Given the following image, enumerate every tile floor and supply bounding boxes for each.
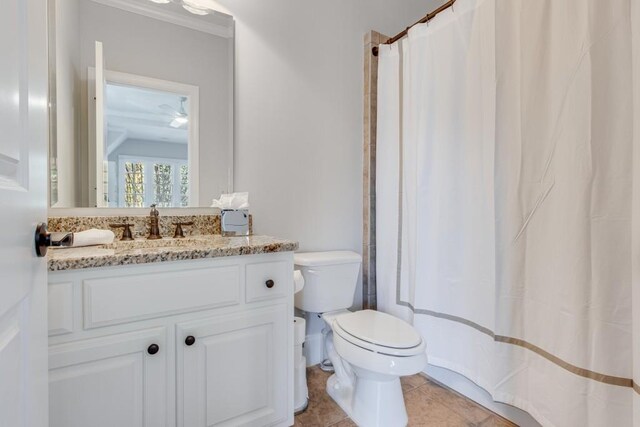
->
[294,366,518,427]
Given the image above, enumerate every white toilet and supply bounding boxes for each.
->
[294,251,427,427]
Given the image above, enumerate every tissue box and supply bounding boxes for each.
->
[220,209,250,237]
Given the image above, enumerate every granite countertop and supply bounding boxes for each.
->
[48,235,299,272]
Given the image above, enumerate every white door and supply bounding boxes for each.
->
[48,328,168,427]
[0,0,49,426]
[177,306,289,427]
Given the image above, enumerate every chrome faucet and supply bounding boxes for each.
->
[147,204,162,240]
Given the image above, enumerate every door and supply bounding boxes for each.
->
[177,306,289,427]
[48,328,168,427]
[0,0,49,426]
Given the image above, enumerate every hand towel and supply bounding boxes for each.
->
[71,229,115,247]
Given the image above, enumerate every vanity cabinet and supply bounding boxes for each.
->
[49,328,168,427]
[48,253,294,427]
[177,305,288,427]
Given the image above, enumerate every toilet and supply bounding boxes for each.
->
[294,251,427,427]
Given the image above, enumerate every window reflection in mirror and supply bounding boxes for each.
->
[100,81,196,208]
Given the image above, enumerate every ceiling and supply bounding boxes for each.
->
[105,83,189,151]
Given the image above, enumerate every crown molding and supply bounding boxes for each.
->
[88,0,234,38]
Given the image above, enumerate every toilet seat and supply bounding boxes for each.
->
[332,310,426,357]
[332,323,428,377]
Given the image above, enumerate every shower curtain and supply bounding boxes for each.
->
[376,0,640,425]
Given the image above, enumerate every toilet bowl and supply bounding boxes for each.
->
[294,251,427,427]
[322,310,427,427]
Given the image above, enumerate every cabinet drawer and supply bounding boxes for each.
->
[84,266,241,328]
[245,261,289,303]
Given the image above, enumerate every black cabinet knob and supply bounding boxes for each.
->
[147,344,159,355]
[185,336,196,346]
[265,279,275,289]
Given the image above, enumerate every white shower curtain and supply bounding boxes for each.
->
[376,0,640,425]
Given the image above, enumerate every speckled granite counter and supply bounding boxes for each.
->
[48,235,299,272]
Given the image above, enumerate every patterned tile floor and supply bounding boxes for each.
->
[294,366,518,427]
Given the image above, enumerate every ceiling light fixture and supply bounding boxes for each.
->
[181,0,209,15]
[147,0,217,15]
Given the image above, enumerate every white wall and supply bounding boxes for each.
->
[211,0,438,308]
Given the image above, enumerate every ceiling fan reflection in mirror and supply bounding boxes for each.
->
[148,0,218,15]
[160,96,189,129]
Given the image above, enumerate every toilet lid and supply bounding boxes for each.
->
[294,251,362,267]
[335,310,422,349]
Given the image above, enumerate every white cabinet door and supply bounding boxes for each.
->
[49,328,168,427]
[177,305,289,427]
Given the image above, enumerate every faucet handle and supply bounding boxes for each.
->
[109,223,134,241]
[173,222,194,238]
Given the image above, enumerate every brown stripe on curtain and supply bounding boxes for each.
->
[403,305,639,394]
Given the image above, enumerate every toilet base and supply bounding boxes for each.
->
[326,369,409,427]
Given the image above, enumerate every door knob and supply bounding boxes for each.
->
[35,223,74,257]
[185,336,196,346]
[265,279,275,289]
[147,344,160,355]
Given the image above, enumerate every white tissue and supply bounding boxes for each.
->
[211,192,250,210]
[72,229,115,247]
[294,270,305,294]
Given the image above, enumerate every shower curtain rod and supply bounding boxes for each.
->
[372,0,457,56]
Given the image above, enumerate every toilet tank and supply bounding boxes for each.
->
[294,251,362,313]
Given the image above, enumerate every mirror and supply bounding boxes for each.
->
[48,0,234,208]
